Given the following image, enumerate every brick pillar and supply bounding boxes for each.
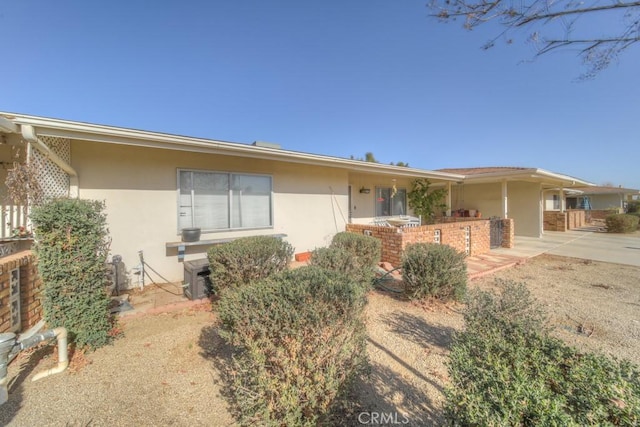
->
[0,251,42,334]
[501,218,515,248]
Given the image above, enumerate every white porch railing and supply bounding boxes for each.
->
[1,203,28,239]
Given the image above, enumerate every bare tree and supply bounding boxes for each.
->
[428,0,640,78]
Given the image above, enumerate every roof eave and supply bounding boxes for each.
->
[2,112,463,182]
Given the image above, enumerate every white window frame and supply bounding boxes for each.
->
[177,169,273,233]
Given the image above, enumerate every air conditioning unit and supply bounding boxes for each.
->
[183,259,211,300]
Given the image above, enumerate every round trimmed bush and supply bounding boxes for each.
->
[218,266,368,426]
[606,214,639,233]
[207,235,294,291]
[401,243,467,301]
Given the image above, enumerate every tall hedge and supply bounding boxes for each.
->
[30,198,112,349]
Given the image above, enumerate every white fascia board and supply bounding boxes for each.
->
[0,116,18,133]
[461,168,594,187]
[3,112,463,182]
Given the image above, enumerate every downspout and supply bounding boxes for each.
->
[20,124,79,198]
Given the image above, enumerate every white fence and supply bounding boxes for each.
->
[1,203,27,239]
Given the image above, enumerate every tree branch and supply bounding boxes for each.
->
[517,1,640,25]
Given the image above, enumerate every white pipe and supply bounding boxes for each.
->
[31,327,68,382]
[0,376,7,405]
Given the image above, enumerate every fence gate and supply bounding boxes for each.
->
[489,217,503,249]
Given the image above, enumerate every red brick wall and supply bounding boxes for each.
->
[543,211,567,231]
[346,219,491,267]
[589,209,622,220]
[502,218,515,248]
[544,210,587,231]
[566,210,586,229]
[0,251,42,333]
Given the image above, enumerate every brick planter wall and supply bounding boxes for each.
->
[346,219,491,267]
[543,211,567,231]
[566,210,586,229]
[544,210,587,231]
[0,251,42,333]
[590,209,622,220]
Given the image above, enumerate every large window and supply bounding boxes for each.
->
[375,187,407,217]
[178,170,272,232]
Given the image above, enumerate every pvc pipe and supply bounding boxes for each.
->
[31,328,68,382]
[0,376,7,405]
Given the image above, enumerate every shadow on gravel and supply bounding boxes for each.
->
[197,324,239,424]
[382,311,456,350]
[0,344,56,426]
[340,359,445,427]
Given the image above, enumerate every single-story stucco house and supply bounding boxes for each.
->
[0,113,594,286]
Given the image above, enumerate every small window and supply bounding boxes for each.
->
[178,169,272,232]
[553,195,560,210]
[375,187,407,217]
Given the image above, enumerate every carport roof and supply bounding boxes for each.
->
[574,186,640,195]
[437,166,594,187]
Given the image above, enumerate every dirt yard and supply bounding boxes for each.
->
[1,254,639,426]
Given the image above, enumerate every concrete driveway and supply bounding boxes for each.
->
[494,227,640,267]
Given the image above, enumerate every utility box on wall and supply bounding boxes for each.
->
[183,259,211,300]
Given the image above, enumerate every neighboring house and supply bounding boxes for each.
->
[564,186,640,211]
[0,112,463,283]
[436,167,593,237]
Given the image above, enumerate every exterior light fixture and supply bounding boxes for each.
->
[359,187,371,194]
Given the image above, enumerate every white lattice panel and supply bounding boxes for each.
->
[32,136,71,199]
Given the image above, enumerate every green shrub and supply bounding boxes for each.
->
[218,266,368,426]
[626,200,640,214]
[446,281,640,426]
[330,231,381,267]
[401,243,467,301]
[30,198,112,349]
[207,236,294,291]
[606,214,640,233]
[627,212,640,227]
[309,232,381,288]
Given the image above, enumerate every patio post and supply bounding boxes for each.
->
[501,180,508,218]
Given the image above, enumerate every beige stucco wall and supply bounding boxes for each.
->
[508,181,542,237]
[450,183,502,218]
[589,194,623,210]
[451,181,542,237]
[71,140,349,284]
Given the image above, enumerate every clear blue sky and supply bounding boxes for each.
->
[1,1,638,188]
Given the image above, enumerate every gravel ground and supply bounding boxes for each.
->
[2,254,639,426]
